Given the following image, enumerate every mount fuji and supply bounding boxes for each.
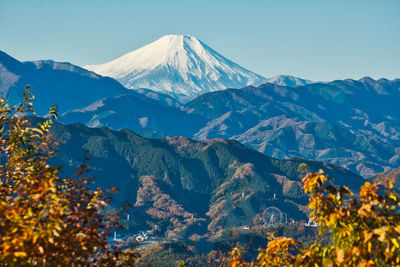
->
[84,35,266,100]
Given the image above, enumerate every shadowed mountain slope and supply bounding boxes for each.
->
[186,79,400,176]
[42,119,364,238]
[0,50,133,114]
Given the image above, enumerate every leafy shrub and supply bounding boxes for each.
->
[0,87,139,266]
[227,164,400,266]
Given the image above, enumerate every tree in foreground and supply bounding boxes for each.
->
[0,87,139,266]
[228,164,400,266]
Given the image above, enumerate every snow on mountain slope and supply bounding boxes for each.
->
[84,35,266,99]
[266,75,313,87]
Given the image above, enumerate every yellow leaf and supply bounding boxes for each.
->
[3,244,11,251]
[389,181,394,189]
[32,234,38,244]
[53,229,60,237]
[14,251,27,257]
[336,249,345,263]
[392,238,399,248]
[373,228,386,242]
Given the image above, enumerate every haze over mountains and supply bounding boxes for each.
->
[1,36,399,178]
[266,75,313,87]
[187,80,400,177]
[0,50,131,114]
[62,76,400,177]
[1,35,399,241]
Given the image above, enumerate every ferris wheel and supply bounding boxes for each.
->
[263,207,283,226]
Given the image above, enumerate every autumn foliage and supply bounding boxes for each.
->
[0,87,139,266]
[228,164,400,266]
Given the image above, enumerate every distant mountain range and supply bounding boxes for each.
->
[134,88,182,108]
[42,118,363,238]
[61,76,400,177]
[0,50,132,114]
[2,36,398,249]
[1,49,399,177]
[266,75,313,87]
[84,35,267,100]
[62,93,206,138]
[185,79,400,177]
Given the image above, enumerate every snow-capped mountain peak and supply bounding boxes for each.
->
[266,75,313,87]
[84,34,266,99]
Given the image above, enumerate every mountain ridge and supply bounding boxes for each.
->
[185,80,400,177]
[266,75,314,87]
[41,118,364,239]
[0,50,132,114]
[58,76,400,177]
[2,49,399,177]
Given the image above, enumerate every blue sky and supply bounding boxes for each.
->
[0,0,399,81]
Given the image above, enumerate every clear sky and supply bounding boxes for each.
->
[0,0,399,81]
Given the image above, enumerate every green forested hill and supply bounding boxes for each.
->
[43,119,364,239]
[60,78,400,177]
